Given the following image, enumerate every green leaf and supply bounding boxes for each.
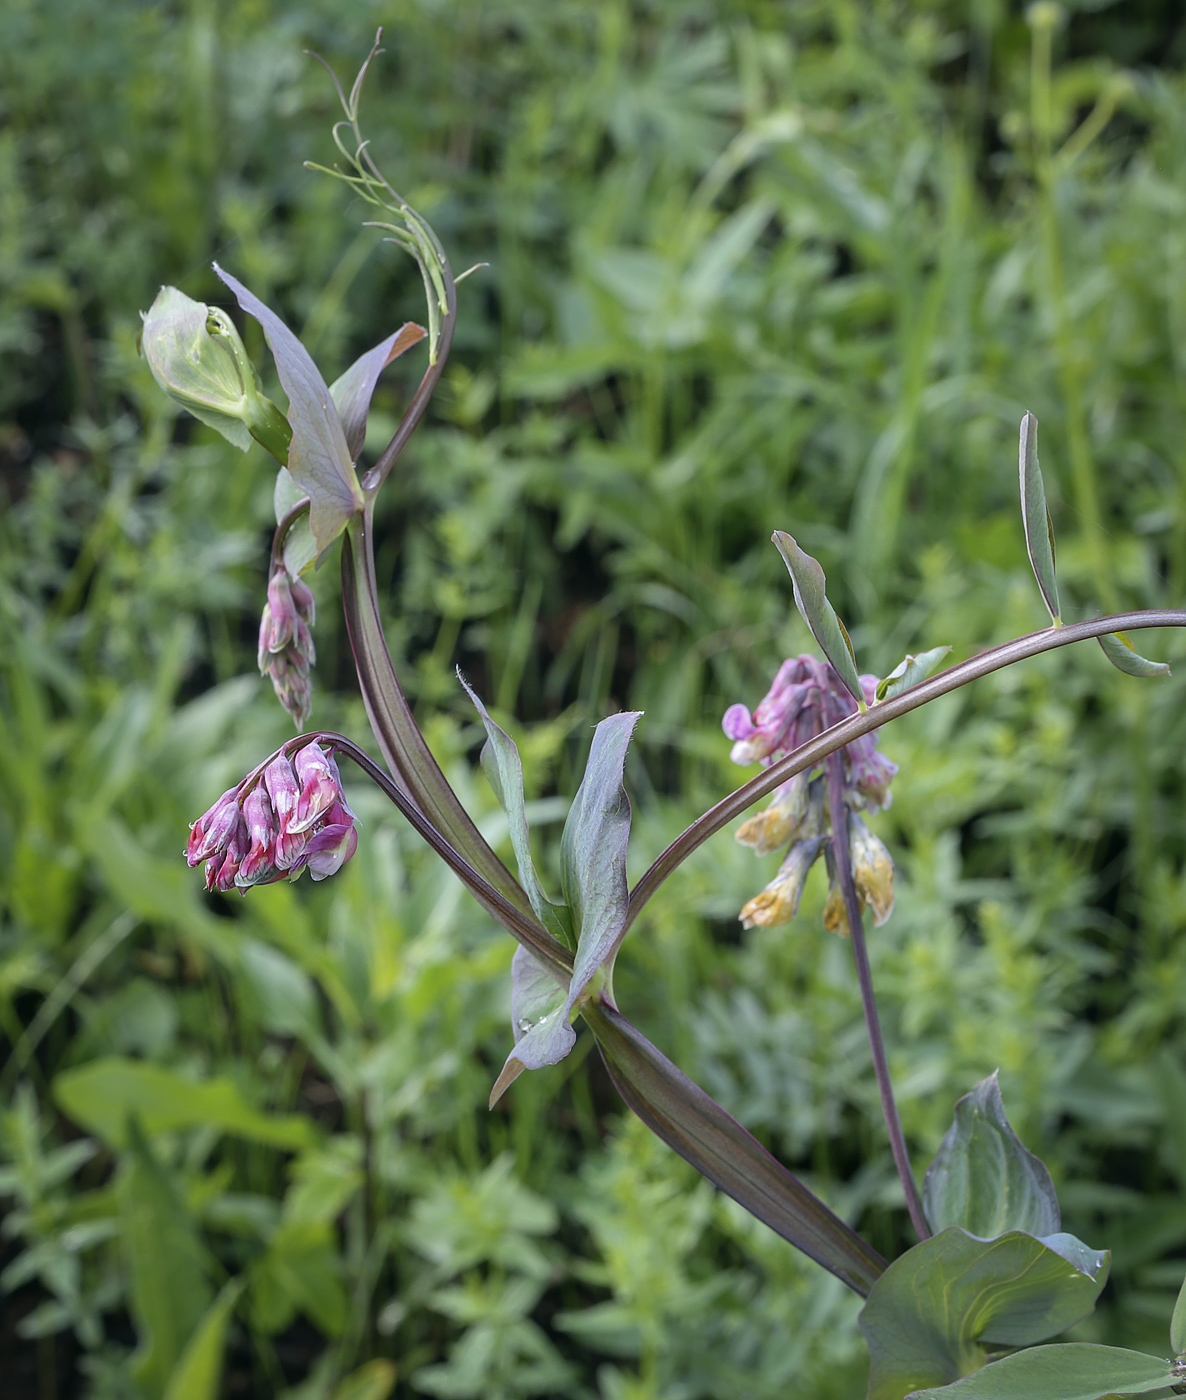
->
[1097,631,1171,679]
[489,946,572,1107]
[460,677,572,946]
[905,1344,1179,1399]
[924,1072,1060,1238]
[119,1123,213,1400]
[248,1221,349,1337]
[1171,1269,1186,1356]
[771,531,866,708]
[331,1360,398,1400]
[329,323,426,461]
[859,1227,1110,1400]
[214,265,364,553]
[54,1058,316,1150]
[162,1281,243,1400]
[1019,412,1061,625]
[239,938,320,1039]
[583,998,887,1297]
[876,646,952,702]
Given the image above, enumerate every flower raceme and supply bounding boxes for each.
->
[186,740,357,894]
[258,565,317,728]
[724,654,897,933]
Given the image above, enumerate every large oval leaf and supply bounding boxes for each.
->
[860,1228,1110,1400]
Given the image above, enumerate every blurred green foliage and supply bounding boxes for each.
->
[4,0,1186,1395]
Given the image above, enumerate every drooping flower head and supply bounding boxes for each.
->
[725,654,897,933]
[186,739,357,894]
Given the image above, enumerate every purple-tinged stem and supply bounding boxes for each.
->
[826,753,929,1242]
[626,609,1186,932]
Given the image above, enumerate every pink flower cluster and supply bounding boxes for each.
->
[722,653,897,811]
[186,741,357,894]
[259,566,316,728]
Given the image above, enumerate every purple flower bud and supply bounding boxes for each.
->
[258,565,317,728]
[292,741,339,831]
[304,816,358,880]
[263,754,307,869]
[187,787,240,865]
[236,785,279,886]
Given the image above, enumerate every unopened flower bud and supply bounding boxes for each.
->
[849,814,895,927]
[187,787,240,865]
[263,755,307,869]
[258,565,317,728]
[236,786,280,887]
[292,742,339,830]
[739,837,825,930]
[140,286,292,461]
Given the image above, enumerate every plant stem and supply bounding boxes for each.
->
[826,753,929,1242]
[625,608,1186,931]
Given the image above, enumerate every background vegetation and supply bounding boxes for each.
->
[4,1,1186,1396]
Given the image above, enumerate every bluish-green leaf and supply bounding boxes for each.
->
[924,1073,1060,1238]
[583,999,887,1297]
[460,676,572,946]
[1019,413,1061,625]
[560,711,642,997]
[876,646,952,702]
[55,1058,316,1150]
[214,265,363,553]
[860,1227,1110,1400]
[162,1281,243,1400]
[489,946,574,1107]
[772,531,865,708]
[1097,631,1171,679]
[329,322,425,462]
[905,1344,1178,1399]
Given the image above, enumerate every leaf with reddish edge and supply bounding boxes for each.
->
[583,997,887,1296]
[214,265,363,553]
[330,323,426,462]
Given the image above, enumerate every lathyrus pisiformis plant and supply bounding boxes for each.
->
[139,33,1186,1400]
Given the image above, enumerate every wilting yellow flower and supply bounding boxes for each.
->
[823,814,895,936]
[735,773,819,855]
[739,837,825,929]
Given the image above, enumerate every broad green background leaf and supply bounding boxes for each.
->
[859,1228,1110,1400]
[876,646,952,702]
[329,323,426,462]
[924,1072,1060,1238]
[120,1125,213,1400]
[772,531,865,706]
[248,1221,349,1337]
[214,264,363,551]
[906,1344,1178,1399]
[1172,1269,1186,1356]
[1018,412,1061,624]
[162,1280,243,1400]
[55,1058,316,1150]
[331,1360,398,1400]
[1097,631,1171,679]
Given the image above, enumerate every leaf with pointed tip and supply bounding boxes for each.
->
[460,677,572,947]
[860,1227,1110,1400]
[1097,631,1171,679]
[876,646,953,702]
[771,532,865,708]
[1172,1270,1186,1356]
[924,1073,1060,1239]
[329,323,426,462]
[561,711,642,1000]
[489,946,573,1107]
[214,265,363,553]
[1019,413,1062,625]
[905,1344,1178,1399]
[583,998,887,1296]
